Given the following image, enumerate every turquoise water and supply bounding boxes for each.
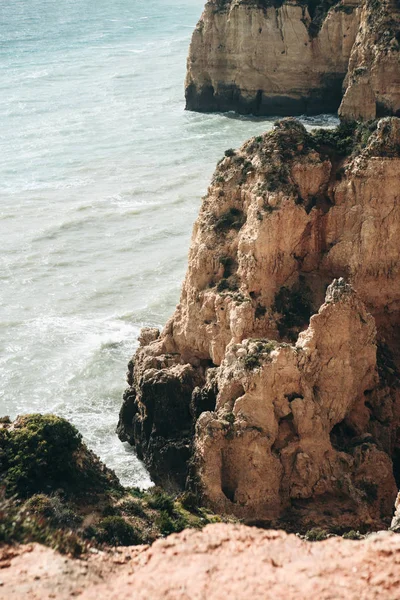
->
[0,0,337,486]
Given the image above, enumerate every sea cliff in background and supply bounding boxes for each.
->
[185,0,400,119]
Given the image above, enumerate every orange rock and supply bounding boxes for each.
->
[3,526,400,600]
[118,118,400,530]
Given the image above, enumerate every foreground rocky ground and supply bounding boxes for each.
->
[1,524,400,600]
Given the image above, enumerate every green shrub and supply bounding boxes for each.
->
[25,494,82,529]
[119,499,147,518]
[155,510,186,536]
[304,527,329,541]
[244,355,260,370]
[244,340,277,370]
[102,503,120,517]
[342,530,363,540]
[96,516,142,546]
[24,494,54,519]
[0,414,121,499]
[178,492,198,512]
[128,487,146,499]
[0,493,83,556]
[147,489,175,514]
[311,120,378,157]
[0,414,82,498]
[265,164,290,191]
[52,530,84,557]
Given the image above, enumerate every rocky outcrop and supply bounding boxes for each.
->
[118,117,400,530]
[185,0,400,118]
[193,281,396,529]
[4,525,400,599]
[339,0,400,120]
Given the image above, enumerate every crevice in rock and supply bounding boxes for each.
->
[286,392,304,402]
[219,255,237,278]
[221,450,238,503]
[393,446,400,488]
[221,483,236,503]
[273,275,314,342]
[191,376,219,421]
[377,342,400,387]
[272,413,298,452]
[295,193,334,215]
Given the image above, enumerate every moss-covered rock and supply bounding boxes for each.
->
[0,414,235,554]
[0,414,120,498]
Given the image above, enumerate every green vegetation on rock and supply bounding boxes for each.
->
[310,120,378,157]
[244,340,278,370]
[0,413,120,499]
[304,527,329,541]
[0,414,234,554]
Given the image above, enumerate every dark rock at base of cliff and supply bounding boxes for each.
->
[117,365,203,492]
[185,77,344,116]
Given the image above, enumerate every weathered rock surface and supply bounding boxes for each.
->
[118,117,400,530]
[185,0,400,118]
[3,525,400,599]
[339,0,400,120]
[193,280,396,529]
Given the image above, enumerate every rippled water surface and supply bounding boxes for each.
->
[0,0,337,486]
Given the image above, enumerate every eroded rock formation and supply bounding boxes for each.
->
[185,0,400,119]
[118,117,400,530]
[339,0,400,119]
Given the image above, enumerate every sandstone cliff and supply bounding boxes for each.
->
[185,0,400,119]
[118,117,400,531]
[339,0,400,119]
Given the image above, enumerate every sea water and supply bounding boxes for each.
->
[0,0,337,486]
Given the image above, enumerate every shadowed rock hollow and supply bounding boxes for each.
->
[118,117,400,532]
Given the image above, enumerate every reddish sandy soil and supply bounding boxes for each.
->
[1,524,400,600]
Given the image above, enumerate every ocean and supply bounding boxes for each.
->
[0,0,337,487]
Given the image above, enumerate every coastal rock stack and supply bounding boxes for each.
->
[118,117,400,531]
[185,0,400,119]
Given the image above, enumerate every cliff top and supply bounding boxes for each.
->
[2,524,400,599]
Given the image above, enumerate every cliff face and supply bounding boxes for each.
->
[185,0,400,118]
[118,117,400,531]
[339,0,400,120]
